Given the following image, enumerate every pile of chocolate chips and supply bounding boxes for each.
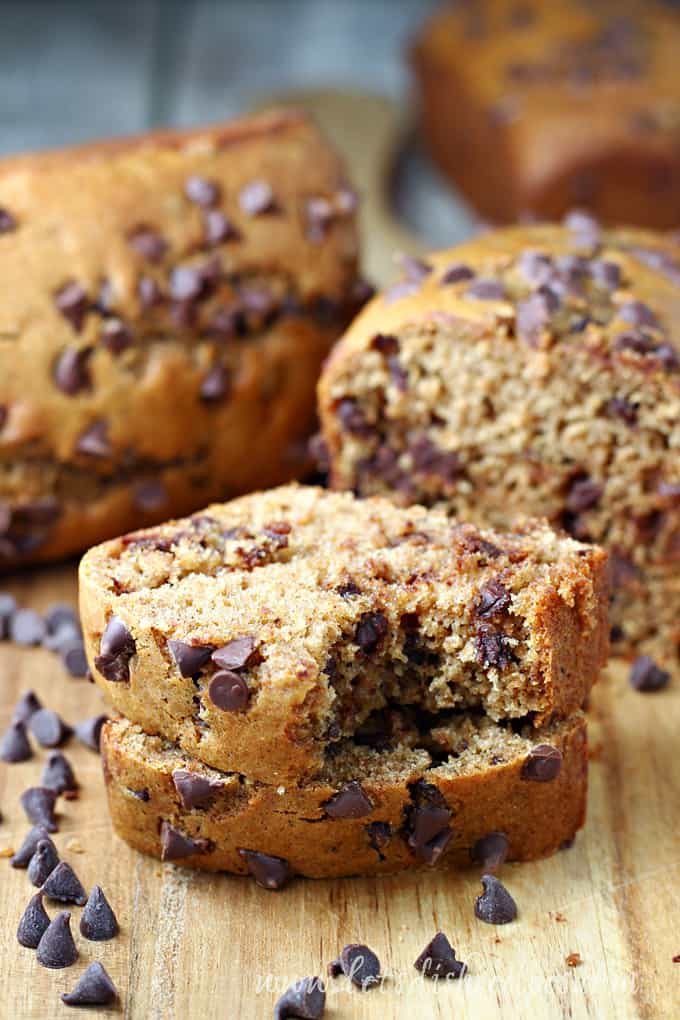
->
[0,595,88,678]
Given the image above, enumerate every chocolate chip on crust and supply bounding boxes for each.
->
[0,720,32,762]
[398,254,433,282]
[53,346,93,395]
[208,670,249,711]
[62,962,118,1006]
[274,976,326,1019]
[17,892,51,949]
[466,277,506,300]
[470,831,509,871]
[185,175,220,208]
[204,210,240,246]
[239,179,276,216]
[160,821,212,861]
[323,781,373,819]
[76,420,111,458]
[238,848,291,890]
[619,299,659,329]
[100,318,133,354]
[29,709,72,748]
[475,874,518,924]
[95,615,136,682]
[330,943,382,990]
[80,886,119,941]
[172,769,220,810]
[54,281,88,331]
[28,839,60,887]
[128,225,168,263]
[36,912,79,968]
[441,262,475,284]
[414,932,467,979]
[629,655,670,692]
[11,826,56,868]
[41,751,78,794]
[200,364,231,402]
[42,861,87,906]
[167,639,215,677]
[211,635,256,670]
[0,208,17,233]
[522,744,563,782]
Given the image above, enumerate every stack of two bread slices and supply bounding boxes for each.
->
[79,484,608,885]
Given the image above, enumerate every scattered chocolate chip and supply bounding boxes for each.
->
[238,848,290,890]
[466,278,506,300]
[94,615,136,682]
[160,821,211,861]
[55,281,89,331]
[405,781,453,865]
[80,885,119,941]
[28,839,60,887]
[323,781,373,819]
[200,364,230,402]
[208,670,249,711]
[471,831,509,871]
[42,861,87,905]
[185,174,220,207]
[100,318,133,354]
[53,346,92,395]
[355,611,388,654]
[629,655,670,692]
[476,625,515,669]
[29,708,72,748]
[475,874,518,924]
[619,300,659,329]
[239,179,275,216]
[44,603,78,634]
[36,911,79,968]
[476,579,511,619]
[12,689,41,723]
[441,262,475,284]
[204,209,239,246]
[211,635,256,670]
[128,226,167,263]
[172,769,220,810]
[168,639,214,677]
[0,208,17,233]
[41,751,78,794]
[57,638,87,678]
[566,477,603,513]
[0,591,17,634]
[76,420,111,457]
[138,275,163,308]
[11,826,56,868]
[17,892,51,949]
[74,714,107,752]
[331,944,382,990]
[522,744,563,782]
[10,608,46,645]
[62,961,118,1007]
[414,932,467,979]
[0,720,32,762]
[274,976,326,1019]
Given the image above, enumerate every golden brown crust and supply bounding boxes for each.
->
[0,109,362,566]
[412,1,680,227]
[101,713,588,879]
[80,484,607,783]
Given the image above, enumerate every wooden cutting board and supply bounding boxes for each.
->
[1,93,678,1020]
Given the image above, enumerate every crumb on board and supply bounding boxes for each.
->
[555,912,567,922]
[0,846,14,858]
[566,953,583,967]
[65,837,84,853]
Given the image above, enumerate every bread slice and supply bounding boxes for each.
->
[80,484,608,783]
[102,712,588,879]
[318,222,680,665]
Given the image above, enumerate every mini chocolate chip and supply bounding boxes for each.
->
[42,861,87,905]
[170,264,205,302]
[398,254,433,282]
[324,781,373,819]
[471,831,509,871]
[274,977,326,1020]
[204,209,239,246]
[355,612,388,654]
[333,944,382,990]
[406,781,453,865]
[441,262,475,284]
[619,300,659,329]
[41,751,78,794]
[10,608,46,646]
[200,364,230,402]
[522,744,563,781]
[62,962,118,1006]
[185,175,220,207]
[629,655,670,692]
[100,318,133,354]
[13,689,41,723]
[211,635,256,670]
[0,720,32,762]
[238,848,291,890]
[414,932,467,979]
[172,769,220,810]
[29,708,72,748]
[476,625,515,669]
[17,892,51,949]
[208,670,249,711]
[239,179,275,216]
[168,639,214,677]
[563,209,601,246]
[590,259,622,289]
[476,579,511,619]
[475,874,518,924]
[80,885,119,941]
[369,333,400,354]
[60,641,89,678]
[0,207,17,233]
[95,615,136,682]
[516,290,554,344]
[11,826,56,868]
[466,278,506,300]
[138,275,163,308]
[55,281,88,331]
[53,346,92,395]
[36,911,79,968]
[76,420,111,457]
[74,714,107,752]
[160,821,211,861]
[615,329,654,355]
[128,226,167,263]
[21,787,58,832]
[517,249,553,285]
[28,839,60,887]
[566,477,603,513]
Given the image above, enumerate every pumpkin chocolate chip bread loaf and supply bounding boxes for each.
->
[80,484,607,784]
[413,0,680,227]
[0,109,364,567]
[101,712,587,880]
[317,220,680,665]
